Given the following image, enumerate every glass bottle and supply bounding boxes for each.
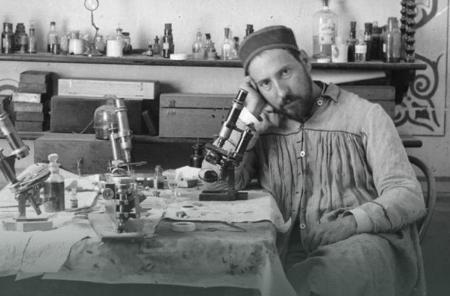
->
[162,31,170,58]
[18,30,28,54]
[190,141,204,168]
[371,23,382,60]
[312,0,337,61]
[13,23,28,52]
[346,21,357,62]
[354,33,367,62]
[386,17,401,63]
[95,34,106,54]
[164,23,174,54]
[47,21,60,54]
[221,27,233,60]
[153,36,161,55]
[232,36,239,59]
[43,153,65,212]
[122,32,132,54]
[245,24,254,38]
[2,23,13,54]
[28,25,37,54]
[363,22,373,61]
[192,31,204,60]
[381,25,388,62]
[93,99,118,140]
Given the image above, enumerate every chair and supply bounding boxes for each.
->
[408,155,437,242]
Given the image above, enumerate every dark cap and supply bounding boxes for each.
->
[238,25,299,73]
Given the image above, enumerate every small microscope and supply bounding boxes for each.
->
[0,112,49,221]
[199,89,254,201]
[101,97,145,233]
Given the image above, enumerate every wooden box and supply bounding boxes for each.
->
[34,133,113,174]
[50,95,145,134]
[159,93,232,138]
[57,78,159,100]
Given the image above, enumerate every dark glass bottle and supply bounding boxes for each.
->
[14,23,26,52]
[363,23,373,61]
[164,23,174,54]
[371,23,382,60]
[190,142,204,168]
[162,32,170,58]
[347,21,357,62]
[245,24,254,38]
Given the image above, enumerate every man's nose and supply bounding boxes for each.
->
[274,81,288,104]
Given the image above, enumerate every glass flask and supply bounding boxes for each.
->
[93,98,118,140]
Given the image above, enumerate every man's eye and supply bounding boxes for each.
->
[281,68,291,77]
[259,81,271,90]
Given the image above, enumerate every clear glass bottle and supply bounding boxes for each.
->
[192,31,204,60]
[221,27,233,60]
[354,33,367,62]
[95,34,106,54]
[312,0,337,61]
[386,17,401,63]
[47,21,60,54]
[346,21,357,62]
[153,36,161,55]
[1,23,13,54]
[28,25,37,54]
[43,153,65,212]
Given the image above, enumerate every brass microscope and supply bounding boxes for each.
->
[100,97,146,234]
[199,89,254,201]
[0,111,49,221]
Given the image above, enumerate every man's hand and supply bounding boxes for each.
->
[239,76,266,117]
[307,215,357,251]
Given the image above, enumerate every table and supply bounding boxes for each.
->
[0,173,296,296]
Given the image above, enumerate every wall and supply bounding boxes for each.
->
[0,0,449,191]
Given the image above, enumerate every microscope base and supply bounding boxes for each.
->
[2,217,53,232]
[199,190,248,201]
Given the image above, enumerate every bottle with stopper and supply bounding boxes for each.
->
[43,153,65,212]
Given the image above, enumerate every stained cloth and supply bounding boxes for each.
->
[229,83,426,296]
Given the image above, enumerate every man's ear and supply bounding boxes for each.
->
[298,49,312,72]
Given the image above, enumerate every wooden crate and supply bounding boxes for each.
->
[57,78,159,100]
[159,93,232,138]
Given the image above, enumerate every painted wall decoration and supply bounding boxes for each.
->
[395,0,446,136]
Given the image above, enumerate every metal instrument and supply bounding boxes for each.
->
[0,112,49,219]
[199,89,254,201]
[102,96,145,233]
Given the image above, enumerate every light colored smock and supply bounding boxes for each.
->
[231,83,427,296]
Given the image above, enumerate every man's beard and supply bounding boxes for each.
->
[276,95,315,123]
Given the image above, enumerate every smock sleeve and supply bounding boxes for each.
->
[355,104,426,233]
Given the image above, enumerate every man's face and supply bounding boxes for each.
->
[248,48,315,122]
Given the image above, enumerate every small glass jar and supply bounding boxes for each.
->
[95,34,106,53]
[93,99,118,140]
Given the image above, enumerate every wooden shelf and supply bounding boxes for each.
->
[0,52,427,70]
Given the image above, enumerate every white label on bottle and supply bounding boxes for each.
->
[319,19,336,45]
[355,44,367,54]
[383,43,386,53]
[163,42,169,50]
